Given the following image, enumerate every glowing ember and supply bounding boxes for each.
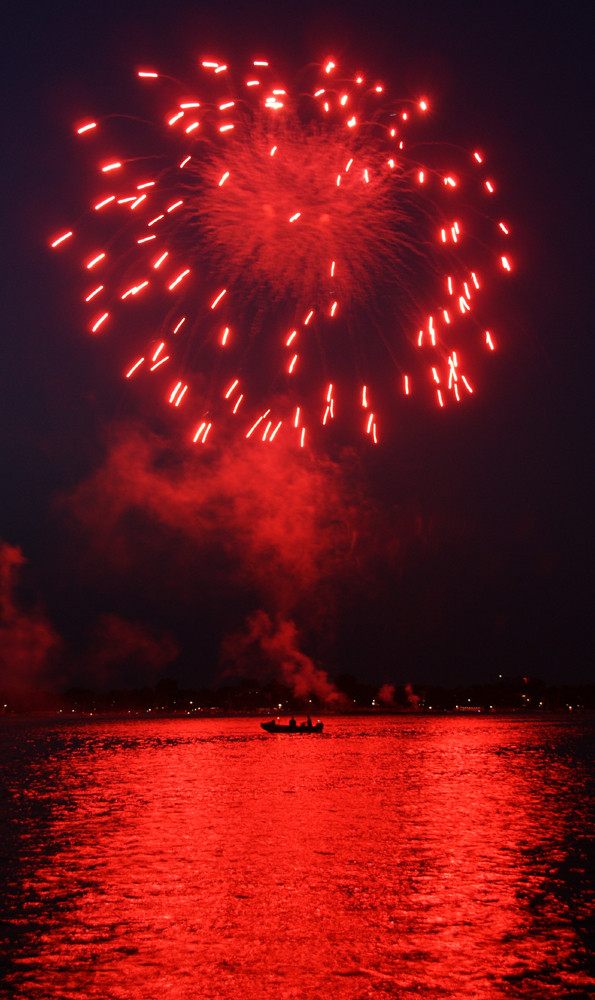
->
[50,54,513,447]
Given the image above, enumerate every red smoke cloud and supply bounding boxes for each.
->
[222,610,345,704]
[0,541,61,688]
[83,613,179,689]
[405,682,421,709]
[62,422,479,693]
[377,683,396,705]
[64,424,365,606]
[63,423,375,692]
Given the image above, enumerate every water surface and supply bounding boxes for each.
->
[1,714,594,998]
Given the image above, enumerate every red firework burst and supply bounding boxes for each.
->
[50,54,513,447]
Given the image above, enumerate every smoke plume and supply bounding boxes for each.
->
[0,541,61,688]
[222,610,345,703]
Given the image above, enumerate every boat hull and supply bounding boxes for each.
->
[261,721,323,734]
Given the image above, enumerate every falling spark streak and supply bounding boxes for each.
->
[86,252,105,269]
[121,281,149,299]
[150,356,169,371]
[51,52,514,444]
[51,231,73,247]
[94,195,116,210]
[246,409,270,438]
[126,358,144,377]
[168,269,190,290]
[91,312,109,332]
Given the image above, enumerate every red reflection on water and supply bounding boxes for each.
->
[4,717,594,999]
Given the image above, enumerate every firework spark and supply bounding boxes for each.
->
[51,54,513,446]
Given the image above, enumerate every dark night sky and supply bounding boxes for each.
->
[1,0,593,694]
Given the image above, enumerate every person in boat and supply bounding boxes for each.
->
[306,715,312,729]
[289,716,297,730]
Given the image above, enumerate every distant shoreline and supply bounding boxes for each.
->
[1,708,593,721]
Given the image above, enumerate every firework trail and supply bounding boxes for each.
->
[50,54,513,447]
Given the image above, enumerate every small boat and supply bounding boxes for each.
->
[261,719,323,734]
